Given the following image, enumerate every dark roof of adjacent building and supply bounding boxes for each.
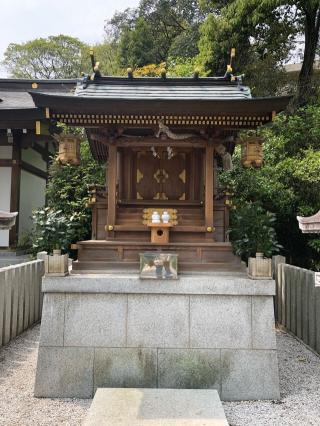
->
[0,78,76,127]
[0,78,76,110]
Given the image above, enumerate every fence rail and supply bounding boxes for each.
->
[0,260,44,347]
[275,263,319,353]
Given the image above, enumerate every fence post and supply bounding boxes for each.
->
[0,260,44,347]
[10,267,19,340]
[0,269,5,346]
[3,268,13,345]
[17,265,25,335]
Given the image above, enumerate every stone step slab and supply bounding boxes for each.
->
[83,388,229,426]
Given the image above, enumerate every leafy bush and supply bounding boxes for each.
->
[220,104,320,269]
[229,203,281,262]
[31,140,105,255]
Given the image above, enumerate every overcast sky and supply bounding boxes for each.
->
[0,0,139,77]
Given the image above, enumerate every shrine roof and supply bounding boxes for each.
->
[29,76,291,117]
[73,76,252,100]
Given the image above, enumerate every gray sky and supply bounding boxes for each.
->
[0,0,139,77]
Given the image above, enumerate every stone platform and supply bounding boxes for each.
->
[83,388,229,426]
[34,273,280,400]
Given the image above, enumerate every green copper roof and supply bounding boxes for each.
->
[75,77,252,101]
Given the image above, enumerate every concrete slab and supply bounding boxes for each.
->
[94,348,157,390]
[83,388,229,426]
[64,294,127,347]
[34,347,94,398]
[190,295,251,349]
[127,294,189,348]
[42,274,275,296]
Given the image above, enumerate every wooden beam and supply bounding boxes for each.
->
[0,159,13,167]
[20,161,47,180]
[9,138,21,247]
[113,225,206,232]
[114,137,207,148]
[205,144,214,239]
[106,145,117,238]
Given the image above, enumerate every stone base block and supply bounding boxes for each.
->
[83,388,229,426]
[35,273,280,401]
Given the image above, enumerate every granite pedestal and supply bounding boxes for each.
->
[34,273,280,401]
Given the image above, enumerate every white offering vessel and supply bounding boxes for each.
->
[151,211,161,223]
[161,211,170,223]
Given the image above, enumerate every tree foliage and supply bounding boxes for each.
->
[198,1,320,100]
[105,0,204,68]
[2,35,121,79]
[2,35,90,79]
[220,104,320,269]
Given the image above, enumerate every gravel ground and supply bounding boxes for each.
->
[0,326,320,425]
[224,330,320,426]
[0,325,91,426]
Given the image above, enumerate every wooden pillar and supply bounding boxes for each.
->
[9,135,21,247]
[106,144,117,239]
[205,143,214,239]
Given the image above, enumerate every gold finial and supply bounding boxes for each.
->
[227,48,236,75]
[89,48,94,56]
[127,67,133,79]
[193,68,200,79]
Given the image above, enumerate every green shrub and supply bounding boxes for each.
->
[229,202,282,262]
[31,140,105,255]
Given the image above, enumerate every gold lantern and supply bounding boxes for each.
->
[55,134,81,165]
[240,136,263,168]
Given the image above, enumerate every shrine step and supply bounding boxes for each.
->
[83,388,229,426]
[74,240,243,273]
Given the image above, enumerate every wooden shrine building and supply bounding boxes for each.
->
[30,71,290,273]
[0,78,75,248]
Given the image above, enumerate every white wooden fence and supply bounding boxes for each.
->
[0,260,44,347]
[275,263,319,353]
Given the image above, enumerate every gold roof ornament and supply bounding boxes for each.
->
[226,48,236,75]
[127,68,133,79]
[160,68,167,79]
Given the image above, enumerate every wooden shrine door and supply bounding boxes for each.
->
[135,149,188,201]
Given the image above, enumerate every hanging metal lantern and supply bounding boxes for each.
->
[55,134,81,165]
[240,136,263,168]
